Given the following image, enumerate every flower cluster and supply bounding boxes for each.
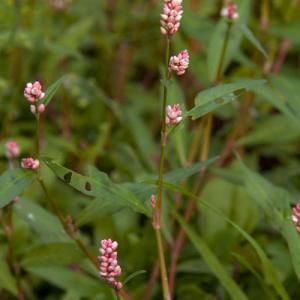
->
[21,157,40,170]
[47,0,70,11]
[292,204,300,233]
[24,81,46,115]
[160,0,183,36]
[5,140,20,159]
[166,104,183,125]
[99,239,123,290]
[221,2,239,21]
[169,49,189,75]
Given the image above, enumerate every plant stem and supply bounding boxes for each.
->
[169,19,232,295]
[153,36,171,300]
[215,21,232,84]
[34,117,132,299]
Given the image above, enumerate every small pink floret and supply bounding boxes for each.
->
[221,2,239,21]
[24,81,45,103]
[21,157,40,170]
[166,104,183,125]
[98,239,123,290]
[169,50,189,75]
[292,203,300,233]
[5,140,20,159]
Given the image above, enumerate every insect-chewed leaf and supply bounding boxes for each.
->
[188,80,266,120]
[43,158,151,222]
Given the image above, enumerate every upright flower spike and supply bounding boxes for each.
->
[166,104,183,125]
[221,2,239,21]
[292,204,300,232]
[25,81,46,115]
[169,49,189,75]
[99,239,123,290]
[24,81,45,103]
[5,140,20,159]
[160,0,183,36]
[21,157,40,170]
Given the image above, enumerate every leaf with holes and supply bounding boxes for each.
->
[188,80,266,120]
[43,158,150,220]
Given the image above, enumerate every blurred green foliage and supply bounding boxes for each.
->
[1,0,300,299]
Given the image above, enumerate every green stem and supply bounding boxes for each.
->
[36,114,40,159]
[153,37,171,300]
[215,21,232,84]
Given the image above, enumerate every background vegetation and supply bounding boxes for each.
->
[1,0,300,299]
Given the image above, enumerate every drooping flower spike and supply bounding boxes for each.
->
[292,204,300,233]
[99,239,123,290]
[169,49,189,75]
[5,140,20,159]
[221,2,239,21]
[160,0,183,36]
[21,157,40,170]
[166,104,183,125]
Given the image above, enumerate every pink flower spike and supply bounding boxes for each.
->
[221,2,239,21]
[166,104,183,125]
[5,140,20,159]
[292,204,300,233]
[24,81,45,103]
[169,50,189,75]
[160,0,183,37]
[98,239,123,290]
[21,157,40,170]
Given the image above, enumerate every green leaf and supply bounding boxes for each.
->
[41,76,65,106]
[231,253,277,300]
[0,257,17,296]
[238,158,292,218]
[0,169,35,209]
[123,270,147,285]
[239,24,268,58]
[207,20,243,82]
[44,158,150,220]
[172,208,249,300]
[282,218,300,283]
[164,157,218,183]
[21,242,83,268]
[164,182,290,300]
[188,80,266,120]
[26,266,105,298]
[76,198,123,226]
[253,84,300,124]
[14,199,70,243]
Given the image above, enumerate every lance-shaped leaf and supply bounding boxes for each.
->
[44,158,150,220]
[188,80,266,120]
[41,76,66,106]
[172,208,249,300]
[281,218,300,283]
[238,24,268,58]
[0,169,35,209]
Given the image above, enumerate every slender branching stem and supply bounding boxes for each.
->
[35,116,132,299]
[153,36,171,300]
[169,20,232,296]
[215,21,232,84]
